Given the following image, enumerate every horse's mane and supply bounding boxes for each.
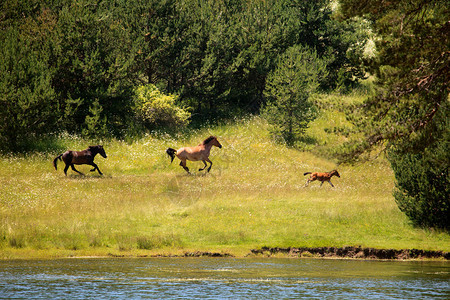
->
[202,136,216,145]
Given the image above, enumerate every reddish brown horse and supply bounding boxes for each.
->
[53,145,107,176]
[166,136,222,173]
[304,169,340,187]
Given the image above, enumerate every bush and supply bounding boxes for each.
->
[134,84,191,129]
[388,121,449,230]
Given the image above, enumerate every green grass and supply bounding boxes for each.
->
[0,95,449,259]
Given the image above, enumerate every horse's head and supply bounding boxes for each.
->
[213,137,222,148]
[204,136,222,148]
[90,145,107,158]
[331,170,340,177]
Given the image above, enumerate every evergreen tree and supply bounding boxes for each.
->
[389,111,449,230]
[52,0,137,136]
[340,0,449,229]
[340,0,448,157]
[0,7,59,151]
[262,45,327,145]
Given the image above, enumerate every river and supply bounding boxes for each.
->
[1,258,448,299]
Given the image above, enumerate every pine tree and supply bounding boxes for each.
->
[0,11,59,151]
[262,45,327,145]
[340,0,449,229]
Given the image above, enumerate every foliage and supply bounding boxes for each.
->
[50,0,137,135]
[339,0,448,158]
[0,0,139,150]
[134,84,191,129]
[339,0,449,229]
[0,25,58,151]
[262,45,327,145]
[0,0,370,150]
[140,0,369,118]
[82,99,108,138]
[388,108,449,230]
[390,154,449,231]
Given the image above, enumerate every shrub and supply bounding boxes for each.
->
[388,119,449,230]
[134,84,191,129]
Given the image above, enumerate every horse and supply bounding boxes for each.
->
[166,136,222,174]
[304,169,340,187]
[53,145,107,176]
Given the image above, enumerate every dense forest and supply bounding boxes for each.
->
[0,0,369,149]
[1,0,448,229]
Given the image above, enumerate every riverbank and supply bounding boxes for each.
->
[2,246,448,261]
[249,246,450,260]
[117,247,450,260]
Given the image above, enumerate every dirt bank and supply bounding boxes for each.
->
[250,246,450,260]
[108,247,449,260]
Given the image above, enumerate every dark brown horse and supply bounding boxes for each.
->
[166,136,222,173]
[53,145,107,176]
[304,169,340,187]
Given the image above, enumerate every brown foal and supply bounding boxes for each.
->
[304,170,340,187]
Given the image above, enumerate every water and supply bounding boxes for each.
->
[0,258,448,299]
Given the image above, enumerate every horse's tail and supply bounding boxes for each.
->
[53,154,63,170]
[303,172,312,176]
[166,148,177,163]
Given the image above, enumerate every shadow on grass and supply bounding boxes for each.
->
[2,135,69,155]
[55,171,112,179]
[63,174,109,179]
[176,170,215,177]
[297,134,319,145]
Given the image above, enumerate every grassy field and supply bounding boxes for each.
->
[1,93,449,259]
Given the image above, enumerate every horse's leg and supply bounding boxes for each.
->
[328,181,334,187]
[71,164,84,175]
[305,177,312,187]
[179,160,190,174]
[205,158,212,172]
[320,181,324,187]
[64,164,70,176]
[199,160,208,171]
[90,162,103,175]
